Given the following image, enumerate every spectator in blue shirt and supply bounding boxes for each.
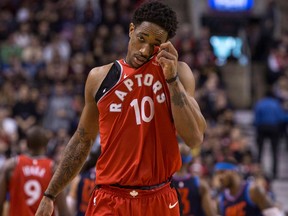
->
[254,88,288,179]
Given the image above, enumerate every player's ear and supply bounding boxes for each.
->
[129,23,135,38]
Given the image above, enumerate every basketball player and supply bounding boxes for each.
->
[67,167,96,216]
[36,1,206,215]
[214,159,284,216]
[67,140,101,215]
[0,126,68,216]
[173,143,217,216]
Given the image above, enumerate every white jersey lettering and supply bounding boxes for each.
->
[157,93,166,103]
[124,79,134,92]
[143,74,153,86]
[22,166,46,178]
[115,90,128,101]
[135,74,143,86]
[110,103,122,112]
[110,72,166,117]
[152,80,162,94]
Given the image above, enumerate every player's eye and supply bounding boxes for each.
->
[137,36,145,42]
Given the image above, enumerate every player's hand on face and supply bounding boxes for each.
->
[156,41,178,80]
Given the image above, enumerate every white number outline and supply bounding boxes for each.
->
[24,179,42,206]
[130,96,155,125]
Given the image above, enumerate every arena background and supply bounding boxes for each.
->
[0,0,287,214]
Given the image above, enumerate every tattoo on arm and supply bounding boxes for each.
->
[77,128,92,144]
[171,88,188,108]
[47,128,93,195]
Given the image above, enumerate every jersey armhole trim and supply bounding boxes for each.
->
[219,194,225,215]
[194,176,200,188]
[245,183,257,207]
[95,61,122,104]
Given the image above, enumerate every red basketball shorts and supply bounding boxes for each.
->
[85,182,180,216]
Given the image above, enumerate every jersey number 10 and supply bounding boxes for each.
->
[130,96,155,125]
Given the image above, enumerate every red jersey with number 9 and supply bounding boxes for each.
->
[9,155,54,216]
[96,55,181,186]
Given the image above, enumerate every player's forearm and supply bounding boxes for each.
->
[168,80,206,148]
[45,129,94,197]
[202,197,218,216]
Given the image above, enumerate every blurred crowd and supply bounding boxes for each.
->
[0,0,288,211]
[0,0,142,165]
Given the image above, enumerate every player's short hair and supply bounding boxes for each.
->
[26,126,48,151]
[132,1,178,39]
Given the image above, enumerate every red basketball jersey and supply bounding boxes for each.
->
[9,155,54,216]
[96,56,181,186]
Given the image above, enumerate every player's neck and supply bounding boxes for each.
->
[229,176,242,196]
[28,149,45,157]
